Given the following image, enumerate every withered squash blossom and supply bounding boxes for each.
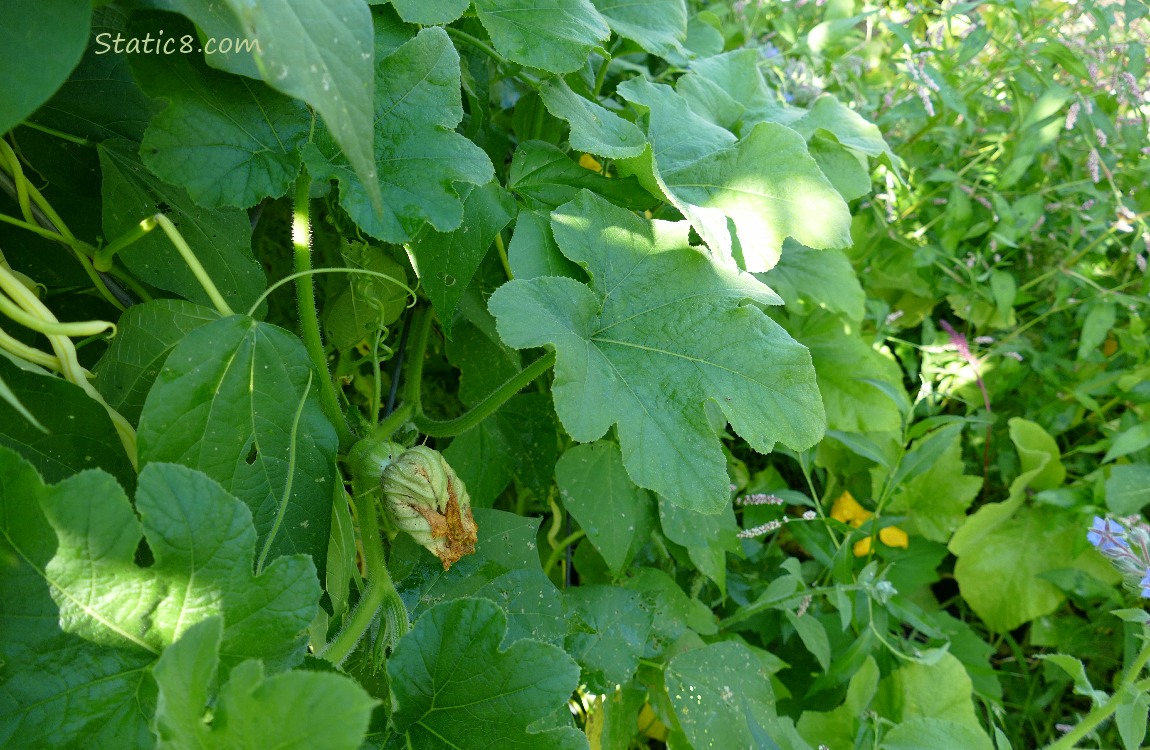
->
[381,446,478,570]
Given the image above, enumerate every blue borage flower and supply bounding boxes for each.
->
[1087,516,1130,552]
[1087,515,1150,601]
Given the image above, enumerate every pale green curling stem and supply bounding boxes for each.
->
[153,213,234,317]
[0,287,114,338]
[0,263,137,468]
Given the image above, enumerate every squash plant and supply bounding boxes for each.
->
[1,1,1147,749]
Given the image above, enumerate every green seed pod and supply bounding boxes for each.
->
[380,446,477,569]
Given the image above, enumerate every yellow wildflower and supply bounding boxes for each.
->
[830,490,909,557]
[578,153,604,172]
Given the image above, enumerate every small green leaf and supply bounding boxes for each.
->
[0,452,319,747]
[1103,422,1150,463]
[132,41,310,208]
[99,139,266,311]
[473,0,611,75]
[94,299,220,424]
[556,441,654,576]
[323,243,409,351]
[408,182,516,336]
[304,26,493,243]
[659,494,740,593]
[666,641,807,750]
[0,353,134,488]
[489,191,823,512]
[590,0,688,58]
[785,610,831,671]
[0,0,90,135]
[1105,464,1150,514]
[137,315,339,574]
[886,424,983,542]
[538,79,647,159]
[621,568,717,657]
[1116,690,1150,750]
[388,598,585,749]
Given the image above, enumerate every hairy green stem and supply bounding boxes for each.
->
[1045,629,1150,750]
[413,350,556,437]
[292,172,354,449]
[320,483,407,665]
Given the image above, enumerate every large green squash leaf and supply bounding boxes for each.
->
[153,618,375,749]
[153,0,381,212]
[304,26,493,243]
[0,0,90,135]
[618,77,851,272]
[387,598,586,749]
[132,41,310,209]
[473,0,610,74]
[489,191,823,513]
[0,452,319,747]
[137,316,338,575]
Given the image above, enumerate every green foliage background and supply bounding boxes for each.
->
[1,0,1149,748]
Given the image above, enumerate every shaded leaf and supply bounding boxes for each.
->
[304,26,493,243]
[0,354,134,488]
[387,598,585,749]
[93,299,220,424]
[132,40,310,208]
[99,139,265,311]
[538,79,646,159]
[556,441,654,576]
[508,141,654,212]
[408,182,516,336]
[0,0,90,135]
[153,617,376,749]
[564,585,652,692]
[0,452,319,747]
[137,315,338,574]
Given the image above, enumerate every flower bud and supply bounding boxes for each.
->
[380,446,477,569]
